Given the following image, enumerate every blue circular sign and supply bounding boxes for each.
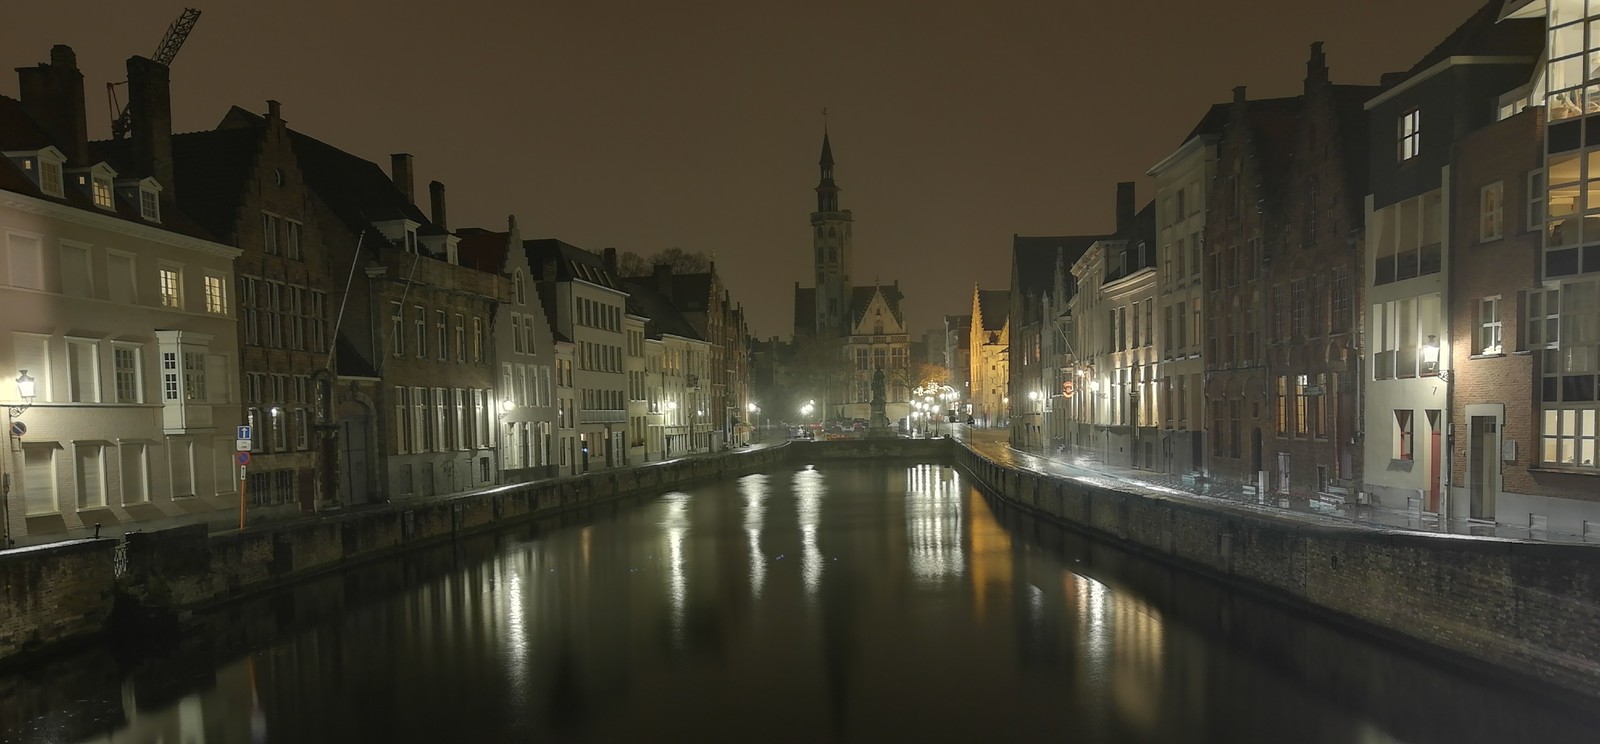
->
[9,421,24,438]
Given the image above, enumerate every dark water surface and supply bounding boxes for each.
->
[4,462,1597,743]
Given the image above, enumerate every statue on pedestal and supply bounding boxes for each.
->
[868,369,892,435]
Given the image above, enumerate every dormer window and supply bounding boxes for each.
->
[39,157,63,198]
[405,229,417,253]
[93,176,114,208]
[140,185,161,222]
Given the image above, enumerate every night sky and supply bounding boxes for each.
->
[6,0,1492,340]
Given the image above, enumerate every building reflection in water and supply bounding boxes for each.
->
[904,464,965,582]
[964,478,1012,625]
[740,474,768,598]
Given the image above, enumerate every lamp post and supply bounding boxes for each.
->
[747,402,761,443]
[4,370,40,547]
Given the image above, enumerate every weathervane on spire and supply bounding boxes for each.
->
[822,106,828,132]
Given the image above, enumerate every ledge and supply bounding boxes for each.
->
[1468,353,1506,360]
[1529,467,1600,478]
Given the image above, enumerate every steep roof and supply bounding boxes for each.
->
[1012,235,1108,301]
[1405,0,1544,77]
[851,283,904,328]
[1,96,215,242]
[523,238,623,290]
[166,126,263,242]
[1181,102,1232,145]
[623,279,703,341]
[669,272,714,313]
[978,289,1009,332]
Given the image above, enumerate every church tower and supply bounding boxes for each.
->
[811,130,853,335]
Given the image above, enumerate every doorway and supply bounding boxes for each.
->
[1276,451,1290,494]
[1469,416,1499,520]
[339,413,370,506]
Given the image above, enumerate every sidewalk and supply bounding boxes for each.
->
[953,428,1595,545]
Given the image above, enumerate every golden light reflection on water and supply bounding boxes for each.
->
[793,469,824,595]
[904,465,965,582]
[965,479,1012,625]
[740,474,768,598]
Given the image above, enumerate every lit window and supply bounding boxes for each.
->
[1479,297,1502,355]
[204,274,227,314]
[1398,110,1421,162]
[159,267,182,308]
[1480,181,1503,242]
[92,177,113,209]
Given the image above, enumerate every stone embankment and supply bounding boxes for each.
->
[953,442,1600,703]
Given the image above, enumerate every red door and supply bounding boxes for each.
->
[1428,430,1441,513]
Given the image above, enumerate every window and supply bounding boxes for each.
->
[1542,408,1598,469]
[1395,410,1414,461]
[473,317,484,363]
[59,242,92,298]
[7,233,44,291]
[455,314,466,361]
[1398,109,1420,162]
[514,270,526,305]
[436,310,448,360]
[76,444,106,509]
[40,159,63,197]
[262,213,280,255]
[391,301,405,357]
[107,251,136,304]
[139,187,159,222]
[1479,297,1502,355]
[183,352,207,401]
[1275,377,1289,436]
[204,273,227,314]
[159,266,182,308]
[92,176,113,209]
[114,346,141,403]
[1525,287,1560,349]
[22,444,57,515]
[162,353,178,400]
[285,220,302,260]
[294,408,309,450]
[1294,375,1310,436]
[1331,268,1350,334]
[1290,279,1307,338]
[1480,182,1503,242]
[415,305,427,358]
[513,315,524,353]
[171,440,194,497]
[67,339,100,403]
[120,443,148,505]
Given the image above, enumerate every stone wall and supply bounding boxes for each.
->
[953,442,1600,702]
[0,539,118,662]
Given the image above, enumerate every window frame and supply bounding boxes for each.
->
[1398,109,1421,162]
[1480,181,1504,242]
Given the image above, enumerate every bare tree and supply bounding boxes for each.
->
[616,247,710,277]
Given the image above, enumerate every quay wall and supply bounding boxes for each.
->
[951,442,1600,702]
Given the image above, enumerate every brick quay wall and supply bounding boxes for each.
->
[951,441,1600,703]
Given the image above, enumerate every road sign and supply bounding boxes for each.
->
[236,451,251,466]
[237,425,252,440]
[236,438,252,451]
[9,421,24,437]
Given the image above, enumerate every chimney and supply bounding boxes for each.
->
[655,263,673,299]
[390,153,413,202]
[1233,85,1247,104]
[16,45,88,164]
[127,56,175,197]
[429,180,447,229]
[1115,181,1135,237]
[602,247,618,274]
[267,99,282,123]
[1307,41,1328,85]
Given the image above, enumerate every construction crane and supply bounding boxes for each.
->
[107,7,202,140]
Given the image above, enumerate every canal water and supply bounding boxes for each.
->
[4,462,1596,743]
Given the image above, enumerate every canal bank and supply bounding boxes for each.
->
[952,439,1600,705]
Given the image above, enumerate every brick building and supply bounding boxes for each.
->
[1266,44,1376,499]
[169,101,338,512]
[1204,88,1300,491]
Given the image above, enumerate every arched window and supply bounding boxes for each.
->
[828,247,837,261]
[828,227,837,239]
[513,270,525,305]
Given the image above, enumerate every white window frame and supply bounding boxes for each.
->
[75,442,106,509]
[120,442,149,505]
[1480,181,1503,242]
[1479,296,1503,355]
[92,175,114,209]
[139,185,160,222]
[414,305,427,359]
[1398,109,1421,162]
[113,343,142,403]
[38,150,65,197]
[204,272,228,314]
[66,337,101,403]
[158,264,183,309]
[1529,169,1545,232]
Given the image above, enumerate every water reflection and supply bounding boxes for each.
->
[8,461,1598,743]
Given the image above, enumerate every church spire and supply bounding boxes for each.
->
[815,123,840,213]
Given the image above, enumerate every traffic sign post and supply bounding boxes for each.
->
[237,451,249,531]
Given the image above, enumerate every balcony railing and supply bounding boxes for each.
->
[1373,243,1441,286]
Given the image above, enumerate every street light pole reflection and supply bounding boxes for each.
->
[741,474,768,598]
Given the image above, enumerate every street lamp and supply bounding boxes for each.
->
[9,370,36,418]
[500,398,514,414]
